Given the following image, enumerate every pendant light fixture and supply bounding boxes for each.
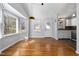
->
[41,3,44,5]
[29,16,35,22]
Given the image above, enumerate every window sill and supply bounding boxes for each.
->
[0,33,19,39]
[3,33,18,37]
[0,32,27,39]
[0,33,18,39]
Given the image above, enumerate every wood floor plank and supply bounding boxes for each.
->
[1,38,78,56]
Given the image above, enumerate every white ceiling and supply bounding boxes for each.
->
[9,3,28,17]
[9,3,76,19]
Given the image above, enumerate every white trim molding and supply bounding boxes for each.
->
[30,36,45,38]
[51,36,58,40]
[24,36,29,39]
[30,36,58,40]
[75,51,79,54]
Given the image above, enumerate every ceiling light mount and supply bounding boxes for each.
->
[41,3,44,5]
[72,13,76,17]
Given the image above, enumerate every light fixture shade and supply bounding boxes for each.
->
[29,16,35,19]
[29,16,35,22]
[41,3,44,5]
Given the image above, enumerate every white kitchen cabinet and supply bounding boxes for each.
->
[58,30,71,39]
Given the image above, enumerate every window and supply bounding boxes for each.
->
[45,22,51,30]
[4,15,16,34]
[19,18,26,33]
[34,24,41,32]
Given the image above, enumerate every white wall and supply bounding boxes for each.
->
[30,18,44,38]
[29,17,58,39]
[0,4,28,52]
[44,18,53,37]
[71,18,77,26]
[0,4,3,38]
[51,17,58,39]
[76,4,79,53]
[0,33,27,52]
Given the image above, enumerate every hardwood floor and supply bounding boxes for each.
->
[1,37,78,56]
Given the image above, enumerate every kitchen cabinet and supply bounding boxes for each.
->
[58,30,71,39]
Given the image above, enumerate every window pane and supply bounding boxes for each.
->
[45,22,51,30]
[20,18,26,33]
[4,16,16,34]
[34,24,41,32]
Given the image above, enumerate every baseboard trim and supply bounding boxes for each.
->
[30,36,45,38]
[30,36,58,40]
[24,37,29,39]
[58,38,70,40]
[51,36,58,40]
[75,51,79,54]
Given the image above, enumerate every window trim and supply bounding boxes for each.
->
[3,9,19,36]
